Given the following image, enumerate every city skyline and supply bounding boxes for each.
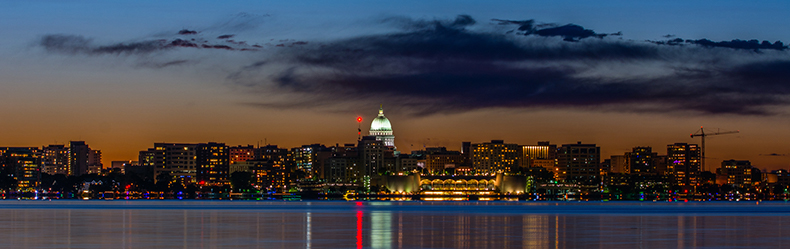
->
[2,1,790,170]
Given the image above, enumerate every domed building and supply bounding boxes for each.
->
[370,106,395,148]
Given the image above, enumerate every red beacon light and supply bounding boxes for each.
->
[357,117,363,123]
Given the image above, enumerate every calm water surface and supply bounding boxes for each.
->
[0,200,789,248]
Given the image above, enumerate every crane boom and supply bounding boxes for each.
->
[690,127,739,172]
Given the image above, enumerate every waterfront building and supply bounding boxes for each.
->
[0,147,41,189]
[144,143,197,183]
[557,142,600,184]
[251,159,291,192]
[471,140,522,174]
[254,145,294,191]
[229,145,255,164]
[69,141,90,176]
[196,142,229,186]
[413,147,464,175]
[522,141,557,176]
[356,136,393,180]
[324,144,358,183]
[395,153,421,173]
[291,144,331,180]
[609,155,627,174]
[87,149,103,174]
[521,142,557,167]
[41,145,69,175]
[627,147,657,175]
[717,160,759,187]
[667,143,701,188]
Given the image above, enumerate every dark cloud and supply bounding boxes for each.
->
[136,60,191,68]
[495,19,620,41]
[201,44,233,50]
[178,29,198,35]
[760,153,788,156]
[651,38,786,51]
[217,34,235,39]
[688,39,786,51]
[168,39,199,48]
[37,15,790,117]
[231,15,790,116]
[39,31,261,55]
[40,34,169,55]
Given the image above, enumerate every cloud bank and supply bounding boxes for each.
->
[39,15,790,116]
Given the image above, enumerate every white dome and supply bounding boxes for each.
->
[370,107,392,131]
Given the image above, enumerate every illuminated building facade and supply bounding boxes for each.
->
[254,145,293,191]
[0,147,41,189]
[415,147,463,175]
[87,149,103,174]
[557,142,600,184]
[627,146,657,175]
[359,136,387,178]
[717,160,758,187]
[229,145,255,164]
[369,106,395,148]
[384,174,530,195]
[521,141,557,177]
[147,143,197,183]
[521,142,556,167]
[471,140,522,174]
[196,142,229,186]
[291,144,330,180]
[42,145,69,175]
[69,141,90,176]
[324,144,358,183]
[667,143,701,188]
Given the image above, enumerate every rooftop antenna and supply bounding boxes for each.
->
[357,116,363,141]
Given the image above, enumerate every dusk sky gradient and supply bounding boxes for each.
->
[2,0,790,171]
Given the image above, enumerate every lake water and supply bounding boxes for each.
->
[0,200,789,248]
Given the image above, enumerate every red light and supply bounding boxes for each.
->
[356,117,362,123]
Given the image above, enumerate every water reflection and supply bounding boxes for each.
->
[0,201,788,248]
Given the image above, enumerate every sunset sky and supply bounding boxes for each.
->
[2,1,790,171]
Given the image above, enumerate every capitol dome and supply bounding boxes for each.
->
[370,107,392,131]
[369,106,395,148]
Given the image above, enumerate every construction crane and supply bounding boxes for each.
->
[690,127,739,172]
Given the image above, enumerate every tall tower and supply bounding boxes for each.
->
[369,105,395,149]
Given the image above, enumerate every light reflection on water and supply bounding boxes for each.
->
[0,201,789,248]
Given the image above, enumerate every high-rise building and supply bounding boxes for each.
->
[229,145,255,164]
[627,147,657,175]
[418,147,463,174]
[369,106,395,148]
[667,143,701,188]
[146,143,197,183]
[0,147,41,189]
[253,145,293,192]
[717,160,759,187]
[324,144,358,183]
[557,142,600,184]
[471,140,522,174]
[87,149,103,174]
[196,142,229,186]
[358,136,389,179]
[41,145,69,175]
[69,141,90,176]
[291,144,330,180]
[521,141,557,171]
[608,155,628,174]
